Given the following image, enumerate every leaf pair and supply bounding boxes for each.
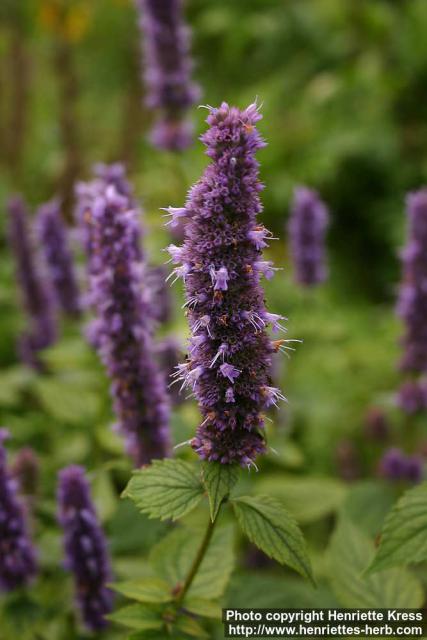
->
[123,459,315,585]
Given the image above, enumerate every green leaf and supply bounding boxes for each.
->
[111,578,172,604]
[107,604,163,631]
[367,481,427,574]
[328,517,423,608]
[123,459,204,521]
[232,495,314,584]
[150,525,234,599]
[32,375,101,425]
[175,616,209,638]
[341,480,395,536]
[255,475,346,524]
[201,462,239,521]
[182,598,222,619]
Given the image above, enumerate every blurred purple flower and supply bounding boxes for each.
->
[88,186,170,465]
[57,465,114,631]
[364,407,390,441]
[379,447,424,484]
[288,186,329,287]
[7,195,57,368]
[397,188,427,372]
[135,0,200,150]
[335,439,361,482]
[12,448,39,497]
[396,379,427,415]
[146,264,172,325]
[37,199,81,317]
[155,336,184,405]
[168,102,285,466]
[0,429,37,591]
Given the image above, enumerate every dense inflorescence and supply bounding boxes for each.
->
[88,186,170,464]
[379,447,423,484]
[135,0,200,150]
[288,186,329,287]
[397,189,427,373]
[7,196,57,369]
[37,199,81,317]
[167,101,286,466]
[57,466,114,631]
[0,430,37,591]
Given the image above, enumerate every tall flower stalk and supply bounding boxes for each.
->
[167,101,285,466]
[135,0,200,150]
[7,195,57,368]
[288,186,329,287]
[87,185,170,465]
[37,199,81,317]
[57,465,114,631]
[0,429,37,591]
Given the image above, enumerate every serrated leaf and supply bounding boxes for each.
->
[232,495,314,584]
[107,604,163,631]
[175,616,209,638]
[183,598,222,619]
[123,459,204,521]
[328,517,423,608]
[202,462,239,521]
[255,475,346,524]
[149,525,234,599]
[111,578,172,604]
[367,481,427,574]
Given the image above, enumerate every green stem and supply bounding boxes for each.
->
[175,505,221,608]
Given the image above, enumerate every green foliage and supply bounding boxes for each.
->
[112,578,173,604]
[107,604,164,632]
[232,495,314,584]
[368,481,427,573]
[201,461,239,521]
[123,459,204,521]
[255,474,347,523]
[149,525,235,600]
[328,517,424,608]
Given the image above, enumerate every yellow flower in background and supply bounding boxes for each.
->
[38,0,92,42]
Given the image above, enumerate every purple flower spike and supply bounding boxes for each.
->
[88,186,171,465]
[57,466,114,631]
[170,102,285,467]
[288,186,329,287]
[7,195,57,368]
[37,199,81,317]
[135,0,200,150]
[397,189,427,373]
[0,429,37,591]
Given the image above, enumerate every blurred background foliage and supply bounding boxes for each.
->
[1,0,427,637]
